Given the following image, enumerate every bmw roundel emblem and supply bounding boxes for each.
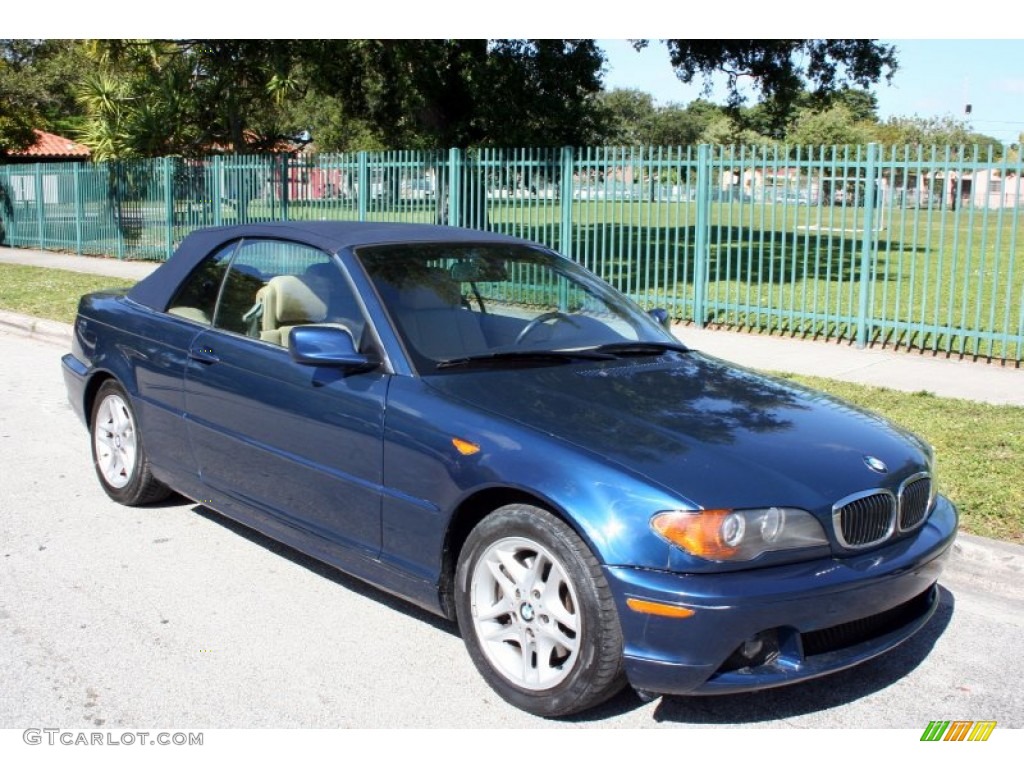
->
[863,455,888,474]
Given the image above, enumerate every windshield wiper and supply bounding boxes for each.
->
[588,341,690,357]
[436,349,616,370]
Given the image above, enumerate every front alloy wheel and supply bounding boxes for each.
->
[469,536,582,691]
[456,504,626,717]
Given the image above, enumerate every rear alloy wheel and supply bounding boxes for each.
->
[455,504,626,717]
[90,380,170,506]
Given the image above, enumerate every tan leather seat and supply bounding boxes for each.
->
[395,270,488,360]
[167,305,210,324]
[257,275,328,347]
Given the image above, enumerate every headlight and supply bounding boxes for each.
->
[651,507,829,561]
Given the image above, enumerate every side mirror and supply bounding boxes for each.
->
[648,307,671,330]
[289,325,377,371]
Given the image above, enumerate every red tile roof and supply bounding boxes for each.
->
[8,130,91,159]
[208,130,301,155]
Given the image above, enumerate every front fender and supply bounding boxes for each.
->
[380,377,687,585]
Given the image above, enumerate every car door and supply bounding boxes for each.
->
[138,240,240,487]
[182,238,386,558]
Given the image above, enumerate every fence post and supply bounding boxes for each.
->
[212,156,223,227]
[111,162,124,260]
[692,144,712,327]
[448,148,463,228]
[73,163,83,255]
[0,168,6,243]
[34,163,45,250]
[280,155,290,222]
[856,142,879,348]
[559,146,574,257]
[163,156,174,260]
[357,151,368,222]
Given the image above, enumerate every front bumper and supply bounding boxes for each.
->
[605,494,957,696]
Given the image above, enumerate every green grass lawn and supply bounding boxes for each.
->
[1,261,1019,544]
[0,264,135,324]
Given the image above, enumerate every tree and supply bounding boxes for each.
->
[52,39,906,158]
[700,114,773,147]
[0,39,90,152]
[300,39,606,149]
[786,104,875,147]
[296,39,608,224]
[739,86,879,142]
[872,115,1004,159]
[35,38,909,159]
[68,39,609,157]
[277,90,383,153]
[638,39,897,135]
[827,88,879,123]
[650,39,897,103]
[644,101,722,147]
[79,40,305,159]
[595,88,657,145]
[593,93,728,147]
[1007,134,1023,164]
[0,67,36,152]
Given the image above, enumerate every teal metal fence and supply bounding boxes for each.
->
[2,144,1022,362]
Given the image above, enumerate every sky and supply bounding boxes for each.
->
[600,39,1024,145]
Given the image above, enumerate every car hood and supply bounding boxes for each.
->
[424,351,929,514]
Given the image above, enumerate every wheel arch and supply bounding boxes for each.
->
[87,373,171,506]
[82,370,117,430]
[438,486,600,620]
[446,487,630,716]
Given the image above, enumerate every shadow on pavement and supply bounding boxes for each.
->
[189,502,955,725]
[190,504,460,638]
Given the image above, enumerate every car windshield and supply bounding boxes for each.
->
[355,242,676,374]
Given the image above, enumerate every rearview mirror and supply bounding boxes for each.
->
[648,307,671,330]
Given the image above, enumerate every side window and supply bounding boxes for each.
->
[212,239,366,349]
[166,242,237,324]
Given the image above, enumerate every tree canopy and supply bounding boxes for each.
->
[297,39,607,148]
[0,40,89,152]
[647,39,897,105]
[0,38,1009,159]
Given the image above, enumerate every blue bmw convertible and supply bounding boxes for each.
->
[61,221,957,717]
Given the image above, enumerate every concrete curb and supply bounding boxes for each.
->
[953,531,1024,574]
[0,310,72,347]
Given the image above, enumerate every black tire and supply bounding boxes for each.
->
[455,504,626,717]
[89,380,171,506]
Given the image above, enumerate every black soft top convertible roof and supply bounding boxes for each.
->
[127,221,524,311]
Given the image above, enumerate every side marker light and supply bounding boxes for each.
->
[626,598,696,618]
[452,437,481,456]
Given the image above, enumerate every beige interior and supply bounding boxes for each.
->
[257,274,328,347]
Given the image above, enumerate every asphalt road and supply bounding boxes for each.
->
[1,329,1022,729]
